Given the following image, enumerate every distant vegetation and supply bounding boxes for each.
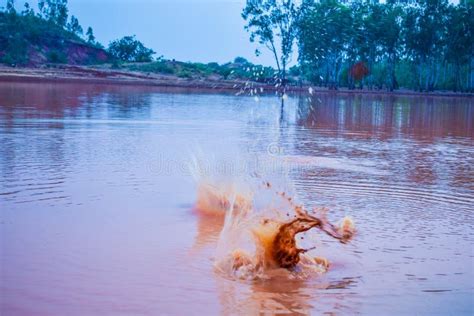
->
[124,57,277,82]
[243,0,474,92]
[0,0,274,83]
[1,0,472,92]
[0,0,154,66]
[108,36,155,63]
[0,0,106,65]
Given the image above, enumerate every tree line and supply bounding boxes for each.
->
[2,0,472,92]
[242,0,474,92]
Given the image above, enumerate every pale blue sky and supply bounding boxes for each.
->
[10,0,277,66]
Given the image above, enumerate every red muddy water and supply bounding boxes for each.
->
[0,82,473,315]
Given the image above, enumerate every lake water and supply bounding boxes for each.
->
[1,82,473,315]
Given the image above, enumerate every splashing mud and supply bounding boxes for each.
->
[195,181,355,280]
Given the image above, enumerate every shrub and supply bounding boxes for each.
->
[0,33,29,65]
[108,36,155,62]
[47,50,67,63]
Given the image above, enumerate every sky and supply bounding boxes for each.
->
[10,0,278,66]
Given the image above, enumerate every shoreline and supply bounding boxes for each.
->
[1,65,473,98]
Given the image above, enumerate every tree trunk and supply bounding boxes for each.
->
[269,39,282,89]
[455,62,460,92]
[425,60,431,91]
[388,53,396,92]
[418,62,423,92]
[469,56,474,91]
[465,64,469,92]
[281,61,287,93]
[442,61,447,88]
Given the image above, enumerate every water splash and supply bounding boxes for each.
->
[195,180,355,281]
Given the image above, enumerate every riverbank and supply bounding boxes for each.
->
[1,65,472,97]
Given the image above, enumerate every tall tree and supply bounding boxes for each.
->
[86,27,96,44]
[403,0,449,91]
[21,2,35,16]
[242,0,299,88]
[295,0,472,92]
[38,0,68,27]
[67,15,82,36]
[297,0,353,89]
[379,3,403,91]
[445,2,473,91]
[6,0,16,14]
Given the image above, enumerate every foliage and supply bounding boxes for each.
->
[47,49,67,63]
[67,15,82,36]
[297,0,353,89]
[38,0,69,27]
[295,0,474,91]
[0,1,105,65]
[107,36,155,62]
[242,0,299,86]
[86,27,95,44]
[0,32,29,65]
[2,0,472,92]
[126,58,277,82]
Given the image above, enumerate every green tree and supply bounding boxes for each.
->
[6,0,15,14]
[294,0,473,92]
[242,0,299,87]
[21,2,35,16]
[0,1,107,66]
[350,2,390,89]
[67,15,82,36]
[108,35,155,62]
[297,0,353,89]
[379,3,404,91]
[403,0,449,91]
[444,2,474,91]
[38,0,68,27]
[86,27,95,44]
